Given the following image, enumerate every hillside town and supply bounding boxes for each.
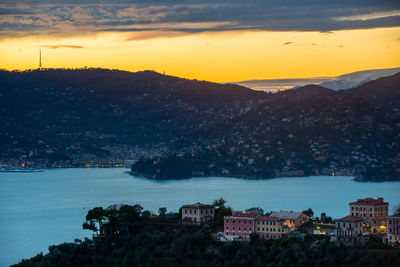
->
[180,197,399,246]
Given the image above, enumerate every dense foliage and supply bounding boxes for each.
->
[13,228,400,267]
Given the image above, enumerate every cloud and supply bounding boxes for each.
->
[40,44,85,49]
[283,42,293,45]
[1,0,399,39]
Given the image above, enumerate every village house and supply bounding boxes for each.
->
[349,197,389,233]
[224,211,258,241]
[269,211,310,231]
[335,215,367,246]
[181,202,214,225]
[255,216,290,240]
[386,208,400,245]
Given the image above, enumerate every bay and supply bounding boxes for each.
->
[1,168,399,266]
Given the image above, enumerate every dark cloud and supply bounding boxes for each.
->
[283,42,293,45]
[41,45,84,49]
[1,0,399,38]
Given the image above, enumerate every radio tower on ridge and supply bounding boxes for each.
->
[39,49,42,69]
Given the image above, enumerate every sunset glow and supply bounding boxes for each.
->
[1,0,399,82]
[1,27,399,82]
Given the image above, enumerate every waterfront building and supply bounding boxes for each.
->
[181,202,214,225]
[387,208,400,245]
[335,215,367,246]
[349,197,389,233]
[224,211,258,241]
[269,211,310,231]
[255,216,290,239]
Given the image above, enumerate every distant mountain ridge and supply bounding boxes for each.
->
[233,67,400,92]
[1,68,399,181]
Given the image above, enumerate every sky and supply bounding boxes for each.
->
[0,0,399,82]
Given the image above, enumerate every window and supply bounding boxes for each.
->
[262,228,265,231]
[201,210,203,214]
[239,227,241,231]
[226,219,229,223]
[185,209,187,214]
[249,228,252,232]
[233,227,235,231]
[262,221,265,225]
[257,227,260,231]
[226,226,229,230]
[244,220,247,224]
[351,213,354,216]
[194,210,197,214]
[244,227,247,232]
[190,210,192,214]
[238,220,241,224]
[351,207,354,211]
[356,207,358,211]
[233,220,235,223]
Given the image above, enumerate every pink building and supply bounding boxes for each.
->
[269,211,310,231]
[224,211,258,241]
[181,202,214,225]
[387,208,400,245]
[335,215,366,246]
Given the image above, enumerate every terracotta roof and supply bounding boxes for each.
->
[371,216,388,221]
[337,215,363,222]
[230,211,259,218]
[181,202,214,209]
[270,211,307,220]
[257,216,280,221]
[349,197,388,206]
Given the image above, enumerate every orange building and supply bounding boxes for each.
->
[349,197,388,233]
[255,216,290,240]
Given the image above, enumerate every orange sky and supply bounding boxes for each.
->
[1,27,399,82]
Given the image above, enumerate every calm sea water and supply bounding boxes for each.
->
[1,168,399,266]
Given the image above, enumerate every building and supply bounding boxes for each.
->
[181,202,214,225]
[224,211,258,241]
[349,197,388,220]
[335,215,367,246]
[349,197,389,233]
[386,208,400,245]
[245,207,264,215]
[255,216,290,239]
[269,211,310,231]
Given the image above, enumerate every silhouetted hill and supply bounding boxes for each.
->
[0,68,266,162]
[1,68,399,181]
[347,72,400,110]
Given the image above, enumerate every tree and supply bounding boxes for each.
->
[82,221,97,233]
[83,207,105,234]
[158,207,167,218]
[213,198,226,209]
[119,204,143,223]
[213,198,232,228]
[142,210,151,219]
[303,208,314,218]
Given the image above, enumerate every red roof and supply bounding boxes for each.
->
[349,197,388,206]
[337,215,363,222]
[257,216,280,221]
[230,211,259,218]
[181,202,214,209]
